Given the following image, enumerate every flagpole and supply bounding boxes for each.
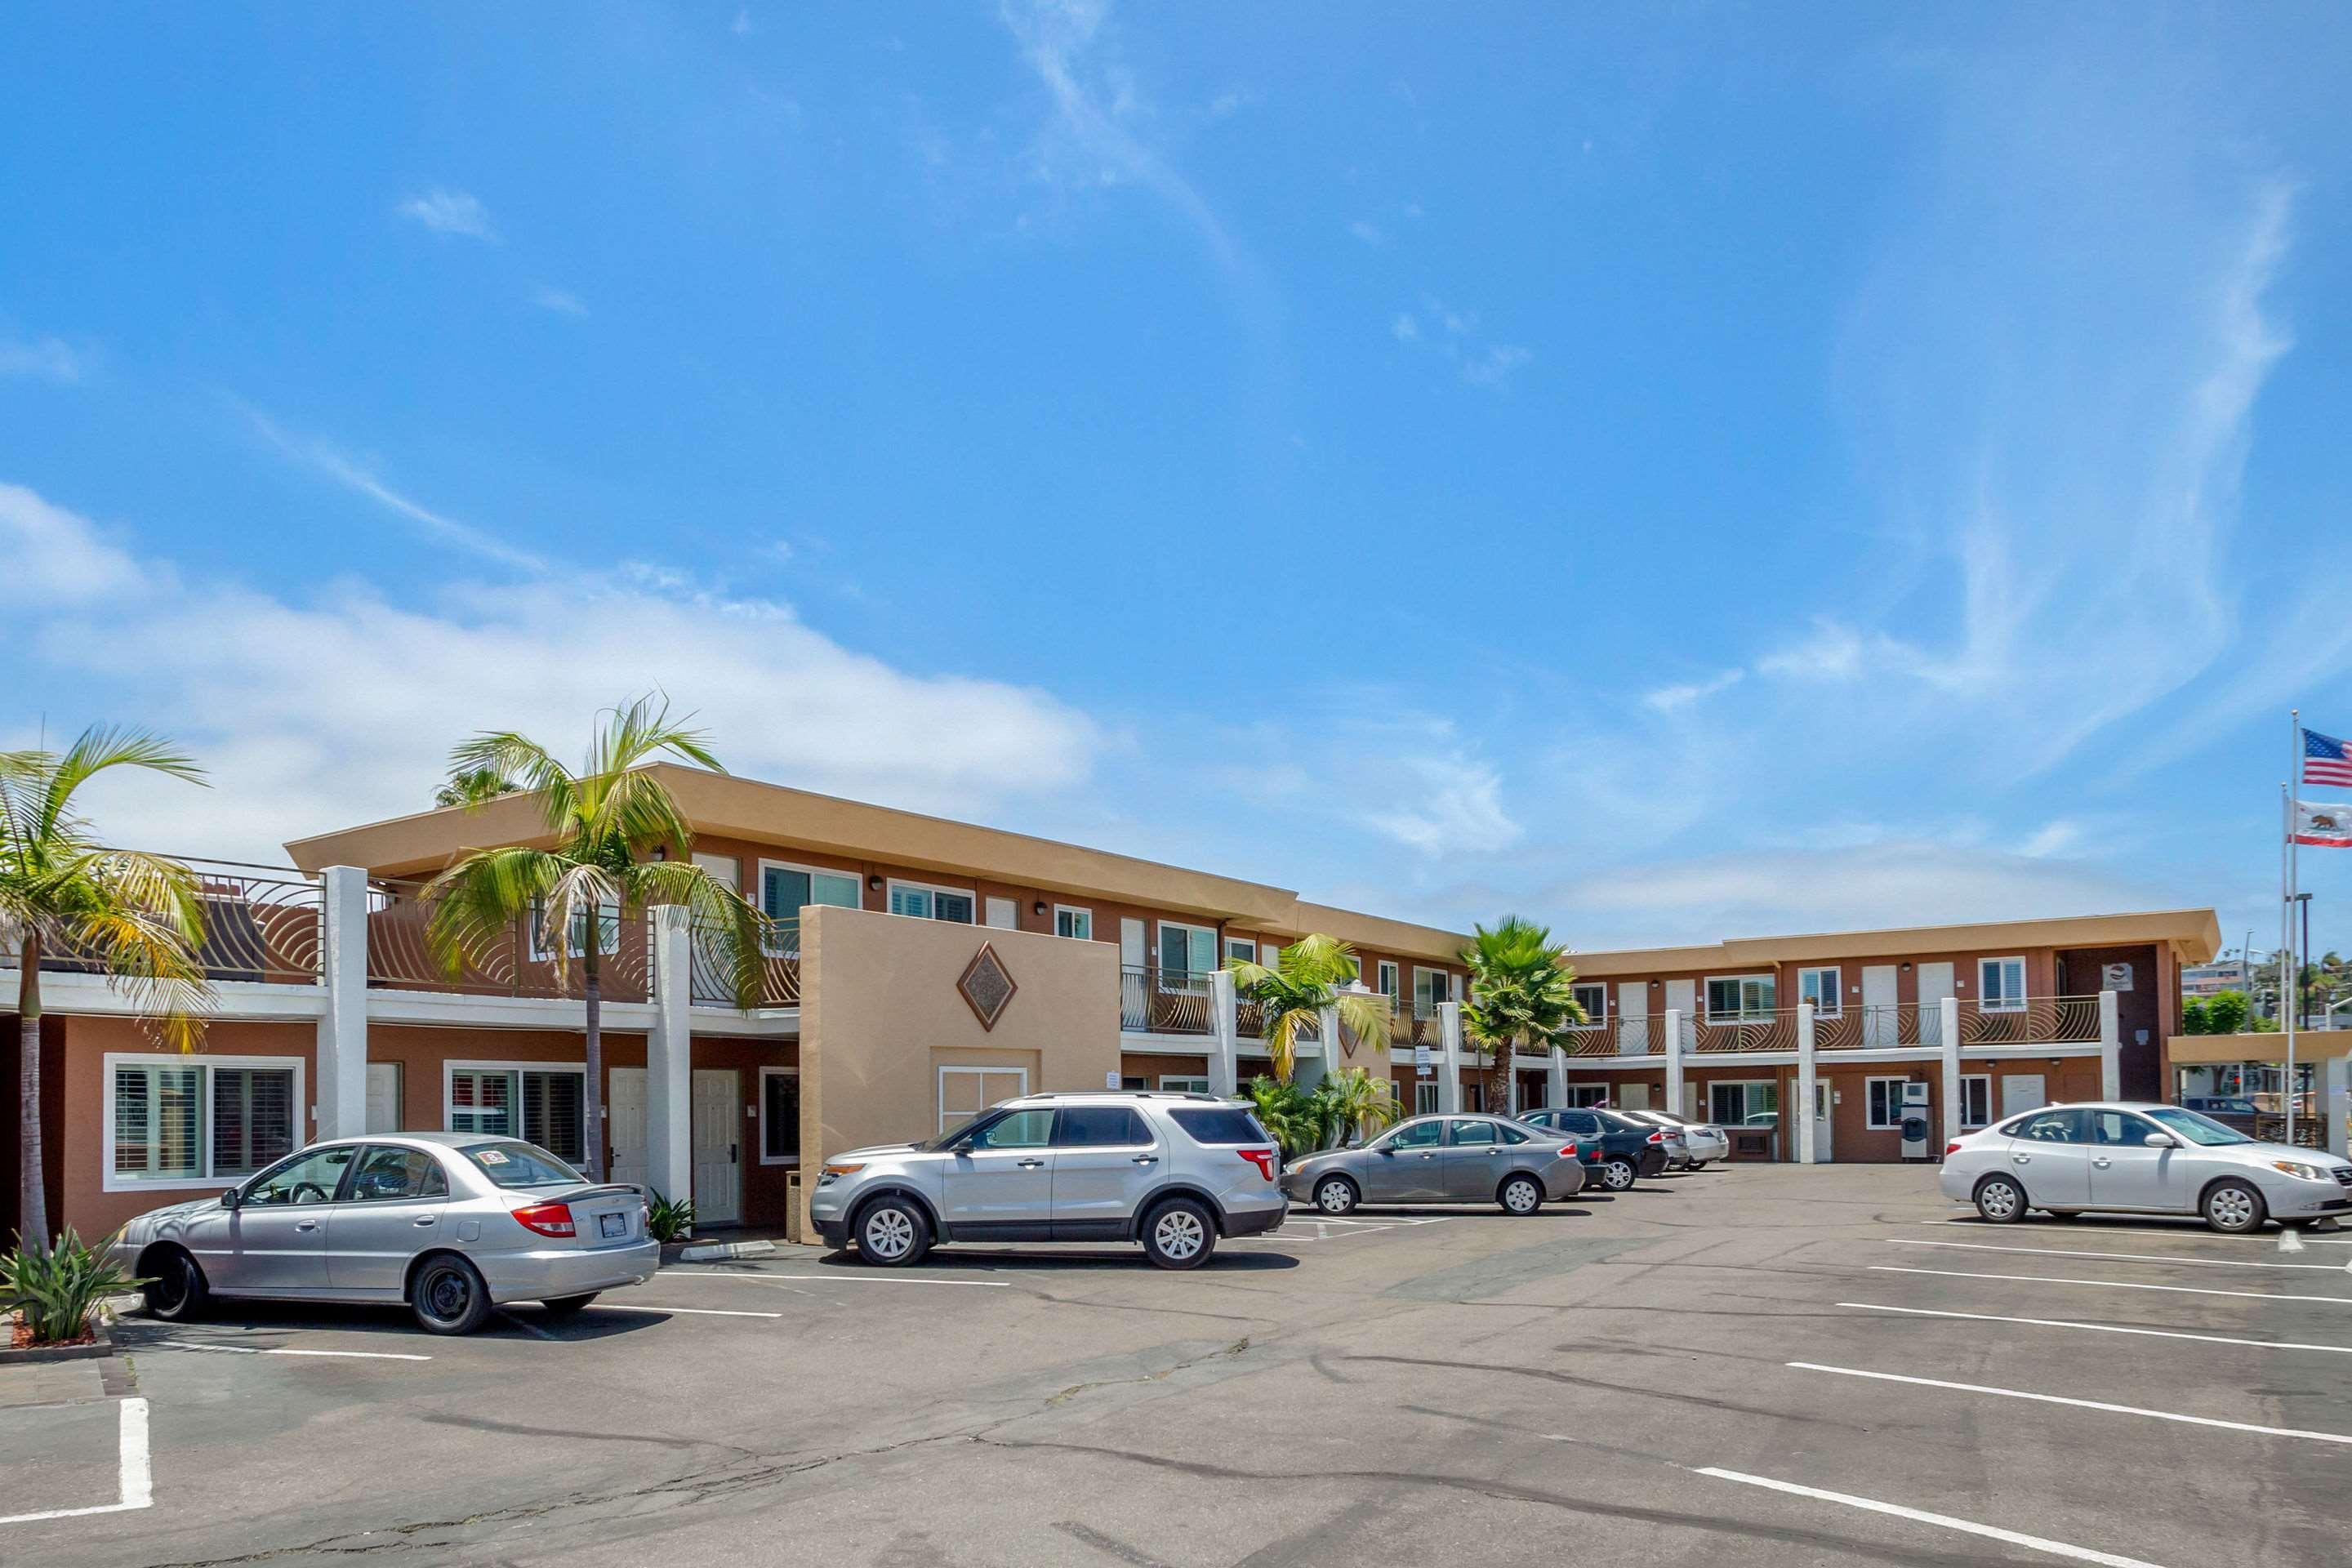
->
[2285,710,2300,1145]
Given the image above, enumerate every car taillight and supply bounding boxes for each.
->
[1558,1143,1578,1159]
[1646,1131,1665,1145]
[512,1201,577,1237]
[1944,1139,1965,1157]
[1237,1147,1277,1180]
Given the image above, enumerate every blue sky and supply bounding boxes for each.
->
[4,3,2350,959]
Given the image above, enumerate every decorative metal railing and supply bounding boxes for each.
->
[1562,1021,1618,1057]
[1814,1004,1927,1049]
[688,915,801,1009]
[4,858,325,986]
[1120,964,1214,1035]
[1961,995,2101,1045]
[1689,1009,1801,1053]
[364,878,652,1003]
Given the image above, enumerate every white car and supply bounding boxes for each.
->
[1621,1110,1731,1170]
[1940,1101,2352,1234]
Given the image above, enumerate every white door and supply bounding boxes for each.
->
[1120,918,1148,1029]
[608,1067,648,1192]
[691,853,741,893]
[1918,962,1955,1045]
[1619,1082,1651,1110]
[2001,1073,2047,1116]
[984,897,1017,929]
[1862,964,1898,1047]
[1665,978,1696,1054]
[692,1069,742,1225]
[365,1061,403,1134]
[1617,982,1647,1054]
[1813,1081,1834,1160]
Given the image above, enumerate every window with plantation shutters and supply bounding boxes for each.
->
[521,1070,585,1163]
[109,1058,300,1187]
[450,1067,586,1161]
[212,1067,296,1177]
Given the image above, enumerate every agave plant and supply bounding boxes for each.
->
[644,1189,696,1244]
[1227,933,1392,1084]
[2,1226,145,1345]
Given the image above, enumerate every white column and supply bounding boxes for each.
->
[1940,995,1964,1146]
[2325,1056,2350,1160]
[1796,1000,1818,1165]
[1437,1000,1464,1114]
[1207,969,1241,1098]
[1663,1007,1684,1117]
[315,865,370,1140]
[2098,988,2122,1101]
[1547,1049,1567,1112]
[645,905,694,1202]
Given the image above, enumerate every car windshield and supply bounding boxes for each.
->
[924,1111,998,1152]
[2143,1107,2254,1147]
[459,1141,586,1188]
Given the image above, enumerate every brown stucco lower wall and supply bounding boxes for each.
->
[1121,1051,1210,1087]
[2,1015,66,1244]
[799,905,1120,1231]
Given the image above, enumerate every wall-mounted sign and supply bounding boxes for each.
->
[956,943,1018,1031]
[2102,962,2135,992]
[1414,1043,1432,1076]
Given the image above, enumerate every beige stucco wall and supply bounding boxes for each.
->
[798,904,1121,1226]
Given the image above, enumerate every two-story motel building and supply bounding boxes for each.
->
[1,762,2221,1241]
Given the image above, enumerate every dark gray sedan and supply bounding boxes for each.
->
[1280,1114,1586,1216]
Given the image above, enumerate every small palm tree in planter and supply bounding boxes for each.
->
[1459,915,1585,1113]
[1315,1066,1401,1147]
[424,697,766,1182]
[2,728,214,1259]
[1226,933,1392,1085]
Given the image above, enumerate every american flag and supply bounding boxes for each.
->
[2302,728,2352,788]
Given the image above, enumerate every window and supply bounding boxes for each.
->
[1413,968,1453,1018]
[1797,967,1842,1016]
[243,1144,357,1206]
[889,880,975,924]
[1054,906,1094,941]
[1054,1106,1151,1147]
[346,1146,448,1202]
[1865,1077,1917,1129]
[1979,956,2027,1011]
[1463,1083,1484,1113]
[1226,938,1257,966]
[1414,1081,1440,1116]
[2008,1107,2088,1143]
[1960,1074,1991,1129]
[1377,960,1401,999]
[1708,1080,1780,1125]
[1448,1119,1498,1147]
[2090,1110,2159,1147]
[760,1067,801,1164]
[108,1056,303,1190]
[1568,1085,1611,1107]
[1169,1107,1272,1145]
[1158,1076,1210,1094]
[1571,983,1607,1024]
[968,1109,1054,1150]
[447,1066,585,1165]
[1381,1120,1443,1151]
[528,899,620,962]
[937,1066,1028,1135]
[1120,1076,1147,1090]
[461,1141,585,1188]
[1157,921,1216,982]
[1705,975,1777,1022]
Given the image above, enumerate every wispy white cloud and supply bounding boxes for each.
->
[0,332,84,384]
[731,7,754,35]
[1390,296,1532,388]
[234,401,549,574]
[1348,219,1387,247]
[1364,755,1521,857]
[395,189,500,243]
[1642,668,1744,712]
[528,285,589,317]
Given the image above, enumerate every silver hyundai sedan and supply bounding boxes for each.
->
[1940,1101,2352,1234]
[1280,1113,1585,1215]
[110,1131,659,1334]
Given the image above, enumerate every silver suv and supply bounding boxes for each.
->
[811,1092,1286,1269]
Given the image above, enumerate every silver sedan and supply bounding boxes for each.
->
[110,1131,658,1334]
[1280,1114,1585,1216]
[1940,1101,2352,1234]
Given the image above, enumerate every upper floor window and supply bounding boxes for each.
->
[1377,960,1401,998]
[888,880,974,924]
[529,900,619,963]
[1570,982,1607,1025]
[1797,967,1842,1017]
[1158,921,1216,981]
[1414,968,1454,1018]
[1226,937,1258,966]
[760,864,862,955]
[1980,956,2027,1011]
[1054,906,1094,941]
[1705,974,1776,1022]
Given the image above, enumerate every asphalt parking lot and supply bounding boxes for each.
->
[7,1163,2350,1567]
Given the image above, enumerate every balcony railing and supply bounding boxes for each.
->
[1121,964,1214,1035]
[1689,1009,1801,1053]
[688,915,801,1009]
[1815,1004,1927,1049]
[1962,995,2101,1045]
[3,859,326,987]
[365,878,652,1004]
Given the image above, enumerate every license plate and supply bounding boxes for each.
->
[599,1212,626,1240]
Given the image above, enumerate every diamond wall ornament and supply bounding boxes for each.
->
[958,943,1018,1031]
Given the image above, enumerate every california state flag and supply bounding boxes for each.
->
[2293,800,2352,847]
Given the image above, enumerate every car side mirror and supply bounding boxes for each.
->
[219,1188,241,1209]
[951,1139,976,1156]
[2142,1132,2176,1148]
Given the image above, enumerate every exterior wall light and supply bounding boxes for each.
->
[866,875,883,891]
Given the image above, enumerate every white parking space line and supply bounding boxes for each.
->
[0,1397,151,1527]
[1838,1301,2352,1355]
[1891,1238,2352,1273]
[1693,1467,2166,1568]
[1870,1264,2352,1306]
[1787,1361,2352,1446]
[1926,1217,2352,1245]
[154,1343,431,1361]
[663,1271,1010,1288]
[587,1303,785,1318]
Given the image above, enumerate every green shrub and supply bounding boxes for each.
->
[645,1191,696,1244]
[3,1227,145,1346]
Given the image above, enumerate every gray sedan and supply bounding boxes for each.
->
[1280,1114,1585,1216]
[110,1131,658,1334]
[1940,1101,2352,1234]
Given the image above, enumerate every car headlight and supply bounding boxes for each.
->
[2270,1160,2332,1182]
[817,1162,865,1186]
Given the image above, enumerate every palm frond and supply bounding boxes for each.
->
[1334,992,1392,1054]
[422,846,569,981]
[61,906,214,1052]
[446,733,577,826]
[627,858,765,1008]
[35,727,206,843]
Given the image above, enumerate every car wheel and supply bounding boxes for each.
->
[1973,1174,2028,1224]
[1686,1161,1708,1173]
[140,1247,208,1322]
[1313,1175,1359,1216]
[1142,1197,1217,1270]
[2203,1179,2267,1235]
[1498,1174,1543,1215]
[410,1255,492,1335]
[1600,1156,1637,1192]
[854,1196,933,1267]
[540,1293,599,1318]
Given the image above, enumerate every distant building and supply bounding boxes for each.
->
[2182,961,2247,999]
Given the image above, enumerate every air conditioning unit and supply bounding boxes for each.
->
[1899,1081,1933,1160]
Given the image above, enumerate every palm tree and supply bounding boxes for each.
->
[1315,1065,1401,1147]
[432,768,516,810]
[1459,915,1585,1112]
[1227,933,1391,1084]
[422,697,764,1181]
[2,728,213,1254]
